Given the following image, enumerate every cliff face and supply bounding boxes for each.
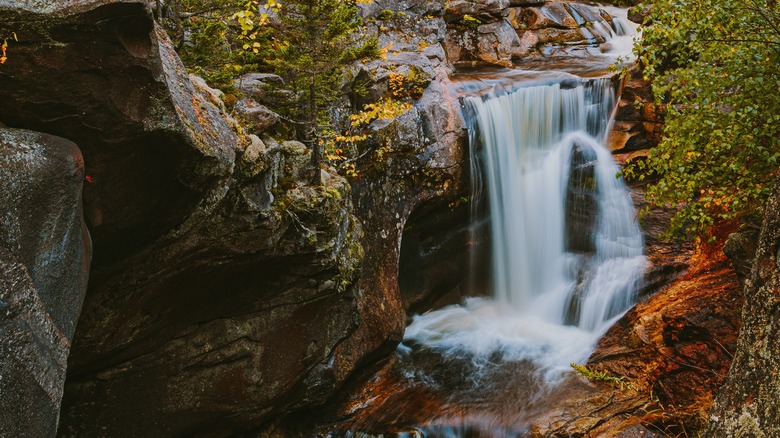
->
[0,0,742,436]
[0,0,470,435]
[706,178,780,437]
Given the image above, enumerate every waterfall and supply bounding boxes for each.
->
[402,78,646,378]
[466,79,644,331]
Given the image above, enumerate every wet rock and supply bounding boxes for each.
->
[565,141,599,254]
[0,128,91,436]
[590,223,742,434]
[534,27,588,44]
[517,4,579,30]
[567,3,606,25]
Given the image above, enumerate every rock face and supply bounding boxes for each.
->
[610,69,664,158]
[706,178,780,437]
[1,0,471,436]
[398,199,479,315]
[0,0,236,265]
[443,0,627,67]
[565,142,599,253]
[0,129,91,436]
[1,1,361,436]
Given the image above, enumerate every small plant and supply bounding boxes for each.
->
[322,98,412,178]
[462,14,483,28]
[1,32,17,64]
[571,363,637,391]
[377,9,394,21]
[448,196,469,211]
[389,66,428,100]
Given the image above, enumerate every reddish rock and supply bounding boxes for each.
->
[589,222,743,434]
[609,69,664,156]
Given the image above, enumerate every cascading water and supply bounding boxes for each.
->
[467,78,644,330]
[329,7,645,436]
[402,78,646,379]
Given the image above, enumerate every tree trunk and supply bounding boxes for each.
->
[308,80,321,185]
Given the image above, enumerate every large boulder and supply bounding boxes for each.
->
[445,19,524,68]
[0,128,91,436]
[0,0,237,265]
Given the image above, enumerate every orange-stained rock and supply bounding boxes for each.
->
[609,68,663,156]
[588,221,743,434]
[292,210,742,436]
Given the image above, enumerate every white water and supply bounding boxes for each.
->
[402,78,646,380]
[601,7,640,59]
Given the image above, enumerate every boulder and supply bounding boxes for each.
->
[518,4,579,30]
[0,0,237,264]
[445,19,524,67]
[566,3,606,25]
[628,4,653,25]
[565,141,599,254]
[0,128,91,436]
[234,98,281,134]
[234,73,285,103]
[444,0,509,22]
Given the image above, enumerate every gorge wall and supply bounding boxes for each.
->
[0,0,755,436]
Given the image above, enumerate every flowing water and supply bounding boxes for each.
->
[334,8,644,437]
[403,78,646,379]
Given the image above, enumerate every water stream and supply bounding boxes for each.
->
[336,7,645,437]
[403,77,645,379]
[397,8,644,434]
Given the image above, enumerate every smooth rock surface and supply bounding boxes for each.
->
[0,0,236,264]
[0,128,91,437]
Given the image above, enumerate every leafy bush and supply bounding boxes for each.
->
[624,0,780,238]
